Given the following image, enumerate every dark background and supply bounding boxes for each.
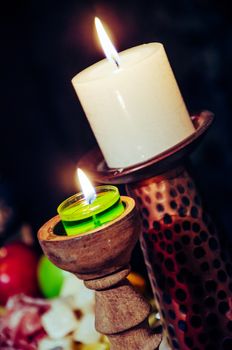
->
[0,0,232,252]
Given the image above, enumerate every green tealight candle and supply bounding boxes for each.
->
[58,171,124,236]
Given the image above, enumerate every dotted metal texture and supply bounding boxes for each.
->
[127,167,232,350]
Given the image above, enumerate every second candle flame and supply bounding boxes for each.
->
[77,168,96,205]
[95,17,120,68]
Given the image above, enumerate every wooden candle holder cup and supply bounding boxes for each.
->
[38,196,161,350]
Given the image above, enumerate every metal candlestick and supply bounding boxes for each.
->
[38,196,161,350]
[79,111,232,350]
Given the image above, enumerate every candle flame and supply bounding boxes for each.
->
[95,17,120,68]
[77,168,96,204]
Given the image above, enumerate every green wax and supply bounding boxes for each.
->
[57,186,124,236]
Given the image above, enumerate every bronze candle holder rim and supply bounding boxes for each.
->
[38,196,134,242]
[78,110,214,184]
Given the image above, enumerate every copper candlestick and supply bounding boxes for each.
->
[79,111,232,350]
[38,196,161,350]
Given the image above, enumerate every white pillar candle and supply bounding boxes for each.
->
[72,41,194,169]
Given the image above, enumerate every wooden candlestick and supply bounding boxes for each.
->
[78,112,232,349]
[38,196,161,350]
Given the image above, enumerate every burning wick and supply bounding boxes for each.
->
[77,168,99,227]
[95,17,120,68]
[77,168,96,205]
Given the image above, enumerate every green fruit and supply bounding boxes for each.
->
[38,255,64,298]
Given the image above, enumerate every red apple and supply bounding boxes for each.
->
[0,242,39,305]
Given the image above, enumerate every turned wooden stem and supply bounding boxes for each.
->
[85,267,160,350]
[38,196,161,350]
